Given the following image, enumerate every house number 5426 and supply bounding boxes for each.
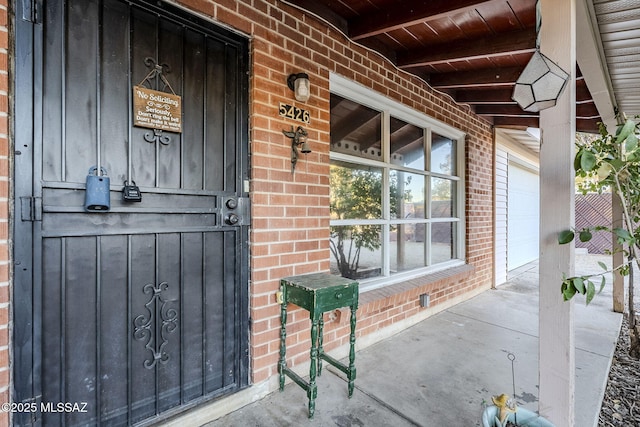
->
[279,102,310,124]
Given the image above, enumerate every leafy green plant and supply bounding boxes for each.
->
[329,164,410,279]
[558,118,640,358]
[329,164,383,279]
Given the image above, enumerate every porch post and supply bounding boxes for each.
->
[538,0,576,425]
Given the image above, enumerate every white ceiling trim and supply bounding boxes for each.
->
[577,0,618,130]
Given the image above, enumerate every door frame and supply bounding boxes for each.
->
[14,0,43,415]
[12,0,251,422]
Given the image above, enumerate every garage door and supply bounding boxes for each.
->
[508,161,540,270]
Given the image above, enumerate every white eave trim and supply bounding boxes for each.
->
[576,0,618,130]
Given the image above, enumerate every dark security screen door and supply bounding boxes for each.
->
[13,1,250,425]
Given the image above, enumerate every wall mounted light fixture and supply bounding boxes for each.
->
[283,125,311,173]
[287,73,310,102]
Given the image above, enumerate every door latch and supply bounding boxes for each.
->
[221,196,250,226]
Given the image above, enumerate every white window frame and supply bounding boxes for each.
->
[329,73,467,290]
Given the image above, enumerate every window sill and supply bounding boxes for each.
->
[358,263,475,306]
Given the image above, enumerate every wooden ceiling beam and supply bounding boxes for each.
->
[453,83,593,105]
[493,117,601,133]
[576,102,600,119]
[576,79,595,104]
[429,67,523,89]
[474,101,598,117]
[576,118,601,133]
[429,63,581,90]
[397,28,536,67]
[330,106,380,146]
[349,0,502,40]
[390,123,423,152]
[493,116,539,128]
[455,88,516,104]
[475,105,537,117]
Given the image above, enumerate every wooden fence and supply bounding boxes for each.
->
[575,192,612,254]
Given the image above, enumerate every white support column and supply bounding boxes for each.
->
[538,0,576,425]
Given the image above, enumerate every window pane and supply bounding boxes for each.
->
[390,117,425,170]
[330,94,382,161]
[330,225,382,279]
[390,224,427,273]
[390,170,426,219]
[431,177,455,218]
[432,222,456,264]
[431,133,456,175]
[330,161,383,220]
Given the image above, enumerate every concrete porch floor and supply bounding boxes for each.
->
[200,255,622,427]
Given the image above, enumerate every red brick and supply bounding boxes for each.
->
[0,244,9,262]
[0,349,7,370]
[0,369,8,388]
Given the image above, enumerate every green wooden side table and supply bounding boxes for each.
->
[278,273,359,418]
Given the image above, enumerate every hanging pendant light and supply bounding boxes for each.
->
[512,51,570,112]
[512,0,570,113]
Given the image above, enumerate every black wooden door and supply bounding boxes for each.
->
[14,1,250,425]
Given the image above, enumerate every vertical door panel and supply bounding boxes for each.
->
[204,231,226,393]
[182,31,206,191]
[156,20,183,189]
[100,1,131,184]
[130,7,159,188]
[181,233,205,401]
[66,2,99,184]
[205,41,227,192]
[98,235,129,424]
[129,234,158,424]
[41,238,62,423]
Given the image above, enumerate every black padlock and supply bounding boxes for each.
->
[123,180,142,202]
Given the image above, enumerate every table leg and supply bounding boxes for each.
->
[278,288,287,392]
[348,305,357,397]
[317,315,324,376]
[308,314,319,418]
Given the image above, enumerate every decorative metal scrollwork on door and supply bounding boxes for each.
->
[133,282,178,369]
[140,57,174,92]
[144,128,171,145]
[134,57,182,145]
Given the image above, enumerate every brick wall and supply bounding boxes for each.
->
[175,0,495,385]
[0,0,9,425]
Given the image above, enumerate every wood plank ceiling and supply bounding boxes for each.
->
[287,0,602,134]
